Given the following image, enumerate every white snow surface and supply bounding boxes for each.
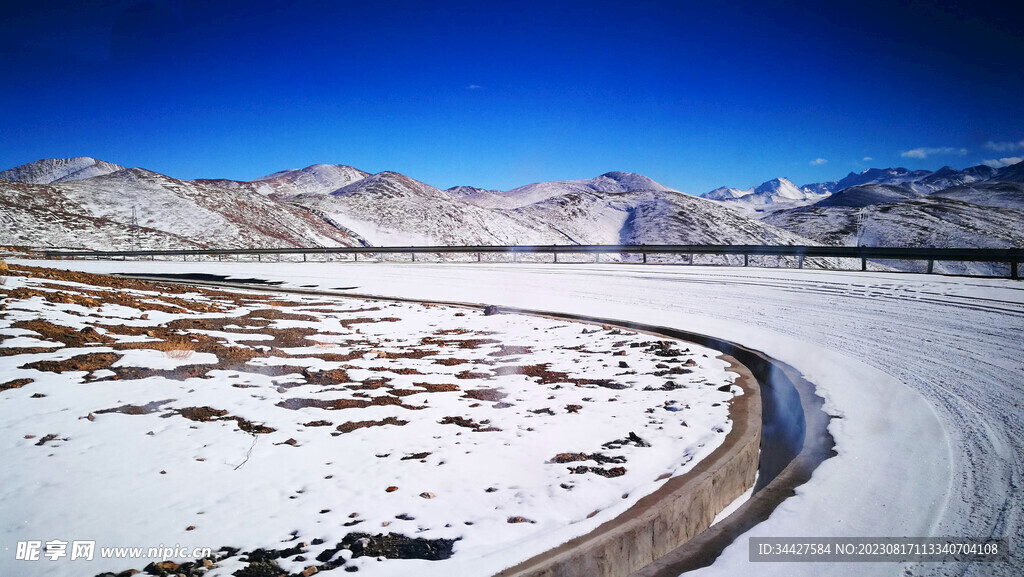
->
[18,260,1023,577]
[0,266,739,577]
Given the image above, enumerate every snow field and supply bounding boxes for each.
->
[0,266,741,576]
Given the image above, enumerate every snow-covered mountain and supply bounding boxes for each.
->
[803,167,933,195]
[812,183,924,208]
[3,156,1022,271]
[0,157,125,184]
[194,164,370,199]
[291,171,558,246]
[995,161,1024,183]
[0,166,361,250]
[930,181,1024,209]
[702,186,750,201]
[764,193,1024,275]
[487,171,676,209]
[802,165,999,195]
[699,177,827,212]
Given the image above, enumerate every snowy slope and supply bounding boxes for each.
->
[803,164,1006,195]
[915,164,998,191]
[292,172,563,246]
[503,189,822,247]
[931,181,1024,209]
[444,185,509,208]
[490,171,676,209]
[811,183,923,208]
[195,164,370,199]
[251,163,370,197]
[994,160,1024,182]
[764,196,1024,274]
[0,168,361,250]
[0,157,125,184]
[803,167,935,195]
[290,172,829,250]
[0,181,204,250]
[702,186,750,201]
[699,178,828,215]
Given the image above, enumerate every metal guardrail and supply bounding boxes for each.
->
[38,244,1023,278]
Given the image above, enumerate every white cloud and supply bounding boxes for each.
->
[982,157,1024,168]
[466,84,483,90]
[809,158,828,166]
[900,147,968,159]
[862,157,873,162]
[983,140,1024,152]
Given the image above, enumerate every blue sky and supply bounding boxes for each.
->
[2,0,1022,193]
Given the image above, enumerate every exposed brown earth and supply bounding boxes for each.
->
[335,416,409,434]
[0,378,33,391]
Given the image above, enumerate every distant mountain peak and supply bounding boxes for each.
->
[0,157,125,184]
[249,163,369,197]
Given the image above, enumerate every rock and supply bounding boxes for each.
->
[507,516,534,524]
[419,492,436,499]
[186,525,196,531]
[385,486,398,492]
[717,384,733,393]
[301,567,319,576]
[148,560,179,572]
[0,260,7,274]
[483,305,500,316]
[617,361,629,368]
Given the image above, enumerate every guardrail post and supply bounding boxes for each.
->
[642,252,647,264]
[554,252,558,263]
[1012,261,1018,279]
[861,257,866,271]
[927,259,934,274]
[411,252,416,262]
[477,252,481,262]
[594,252,599,263]
[798,255,805,269]
[354,253,358,262]
[744,253,748,267]
[257,254,261,262]
[303,253,306,262]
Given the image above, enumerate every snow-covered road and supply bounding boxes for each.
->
[18,260,1024,576]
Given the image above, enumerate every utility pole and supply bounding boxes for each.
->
[130,206,140,252]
